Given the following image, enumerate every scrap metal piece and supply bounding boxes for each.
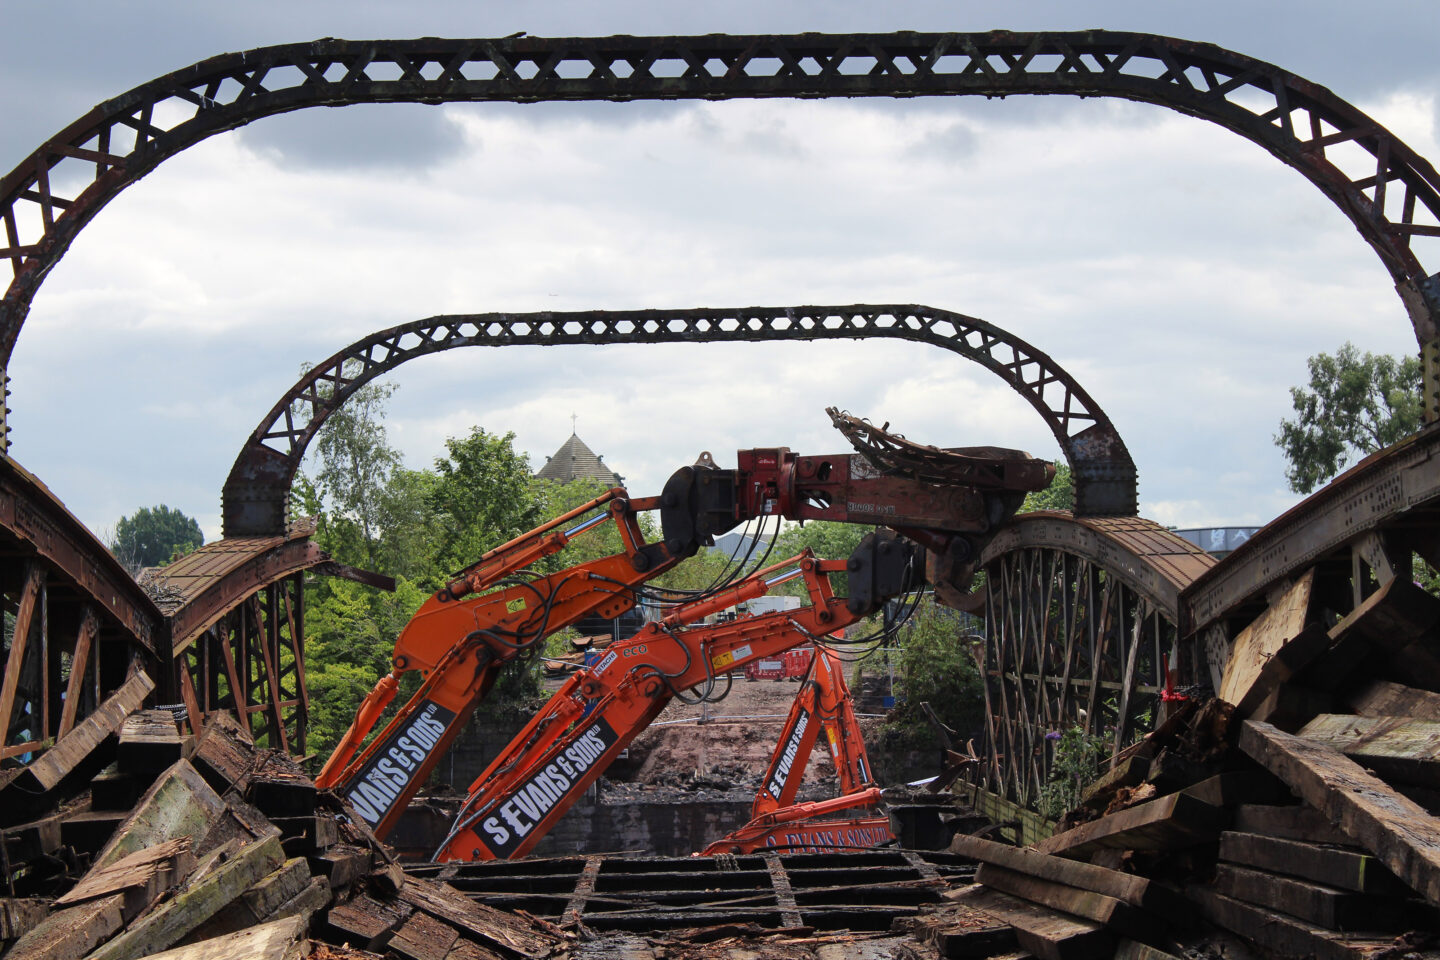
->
[827,407,1054,491]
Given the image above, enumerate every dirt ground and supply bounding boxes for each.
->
[542,671,908,802]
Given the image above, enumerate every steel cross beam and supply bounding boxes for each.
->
[3,30,1440,437]
[221,304,1135,536]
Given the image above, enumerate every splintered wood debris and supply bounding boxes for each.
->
[7,564,1440,960]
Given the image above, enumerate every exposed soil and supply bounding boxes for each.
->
[575,672,907,803]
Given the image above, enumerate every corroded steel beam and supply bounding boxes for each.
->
[1180,422,1440,636]
[980,511,1214,623]
[2,30,1439,434]
[221,304,1136,536]
[0,455,162,655]
[144,528,329,653]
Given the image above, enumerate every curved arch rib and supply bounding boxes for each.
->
[976,511,1215,810]
[221,304,1135,535]
[3,31,1440,422]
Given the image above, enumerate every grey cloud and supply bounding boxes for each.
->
[909,121,980,166]
[237,103,469,173]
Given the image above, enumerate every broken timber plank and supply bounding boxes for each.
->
[443,942,504,960]
[60,809,127,854]
[397,878,556,958]
[1218,831,1407,894]
[116,710,183,777]
[308,844,371,891]
[1113,941,1183,960]
[269,876,329,925]
[1212,863,1403,930]
[0,672,153,799]
[249,770,315,819]
[1033,791,1224,859]
[0,898,50,941]
[1298,714,1440,786]
[1178,770,1287,807]
[1249,684,1333,731]
[974,863,1165,943]
[326,894,413,945]
[950,835,1187,924]
[2,814,61,863]
[273,814,338,855]
[190,715,255,795]
[89,766,138,811]
[947,886,1113,960]
[389,911,461,960]
[7,893,125,960]
[1078,750,1151,809]
[55,837,193,917]
[182,857,310,941]
[136,915,307,960]
[1240,719,1440,904]
[1189,886,1403,960]
[92,758,226,871]
[1346,679,1440,721]
[1218,570,1317,714]
[85,835,285,960]
[919,908,1019,959]
[1231,805,1352,845]
[1304,578,1440,691]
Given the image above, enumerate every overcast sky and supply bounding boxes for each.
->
[2,1,1438,545]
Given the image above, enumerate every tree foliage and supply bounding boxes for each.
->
[1276,343,1422,494]
[767,520,870,595]
[429,426,541,574]
[111,504,203,570]
[1021,461,1073,513]
[884,597,986,751]
[311,380,402,571]
[297,380,550,758]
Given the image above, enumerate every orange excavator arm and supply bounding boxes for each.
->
[698,790,893,856]
[698,641,894,856]
[433,532,921,861]
[751,642,875,816]
[320,419,1053,844]
[316,488,685,839]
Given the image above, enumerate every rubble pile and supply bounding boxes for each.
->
[0,685,563,960]
[905,574,1440,960]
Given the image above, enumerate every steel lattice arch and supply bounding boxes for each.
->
[3,29,1440,443]
[222,304,1134,536]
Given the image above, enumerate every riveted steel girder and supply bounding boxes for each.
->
[220,304,1136,536]
[2,29,1439,427]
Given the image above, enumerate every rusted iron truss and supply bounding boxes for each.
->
[1181,422,1440,683]
[976,423,1440,817]
[222,304,1135,536]
[0,457,337,760]
[178,574,308,752]
[2,31,1439,417]
[0,456,163,760]
[146,526,327,654]
[976,514,1213,810]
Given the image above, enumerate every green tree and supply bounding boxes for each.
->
[531,477,641,570]
[311,379,402,570]
[111,505,203,570]
[1021,461,1073,513]
[1276,343,1422,494]
[429,427,541,574]
[884,596,986,750]
[768,520,871,595]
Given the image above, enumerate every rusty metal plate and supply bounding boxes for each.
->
[981,511,1216,622]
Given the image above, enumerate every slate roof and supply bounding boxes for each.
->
[535,432,623,485]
